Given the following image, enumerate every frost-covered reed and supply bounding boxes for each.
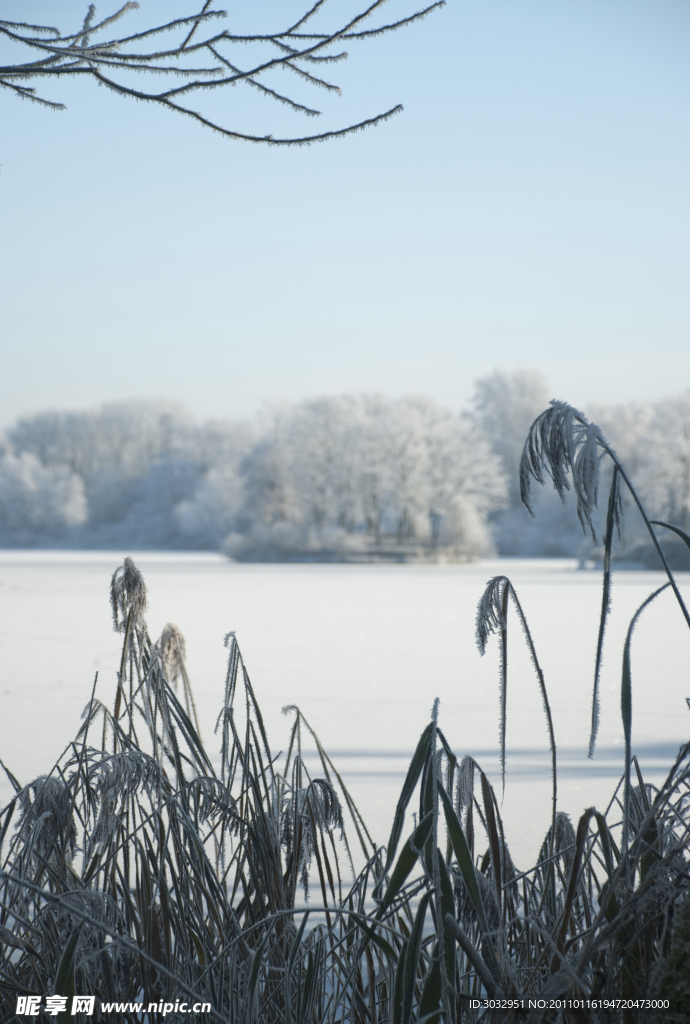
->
[1,402,690,1022]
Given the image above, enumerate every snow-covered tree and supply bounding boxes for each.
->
[0,451,86,545]
[7,401,251,548]
[468,369,572,556]
[646,394,690,529]
[12,382,690,562]
[227,395,506,560]
[9,400,189,477]
[470,369,550,500]
[588,393,690,564]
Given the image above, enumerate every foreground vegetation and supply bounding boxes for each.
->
[1,401,690,1022]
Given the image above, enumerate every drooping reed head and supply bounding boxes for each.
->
[520,400,609,539]
[475,575,509,655]
[86,750,164,852]
[17,776,77,863]
[109,557,147,633]
[282,777,344,894]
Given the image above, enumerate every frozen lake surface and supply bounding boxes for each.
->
[0,551,689,866]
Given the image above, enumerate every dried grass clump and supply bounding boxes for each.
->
[1,403,690,1023]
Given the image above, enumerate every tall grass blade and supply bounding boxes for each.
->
[480,772,502,908]
[436,850,456,1021]
[375,811,433,915]
[477,577,558,849]
[590,466,621,758]
[376,723,432,891]
[54,925,82,1023]
[391,938,409,1024]
[475,576,509,788]
[499,584,509,791]
[246,919,275,1022]
[444,914,499,997]
[650,520,690,553]
[437,782,502,986]
[555,807,595,957]
[401,890,433,1024]
[621,583,669,852]
[418,951,442,1024]
[0,759,21,794]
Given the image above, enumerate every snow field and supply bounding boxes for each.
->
[0,552,688,865]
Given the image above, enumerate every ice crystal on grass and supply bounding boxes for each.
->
[82,750,164,852]
[475,574,558,857]
[17,776,77,865]
[282,776,344,896]
[456,755,476,813]
[109,556,147,633]
[156,623,186,690]
[475,575,507,655]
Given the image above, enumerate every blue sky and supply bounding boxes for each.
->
[1,0,689,427]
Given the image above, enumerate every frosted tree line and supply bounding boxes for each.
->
[0,374,688,561]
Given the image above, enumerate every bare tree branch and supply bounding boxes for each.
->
[0,1,444,146]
